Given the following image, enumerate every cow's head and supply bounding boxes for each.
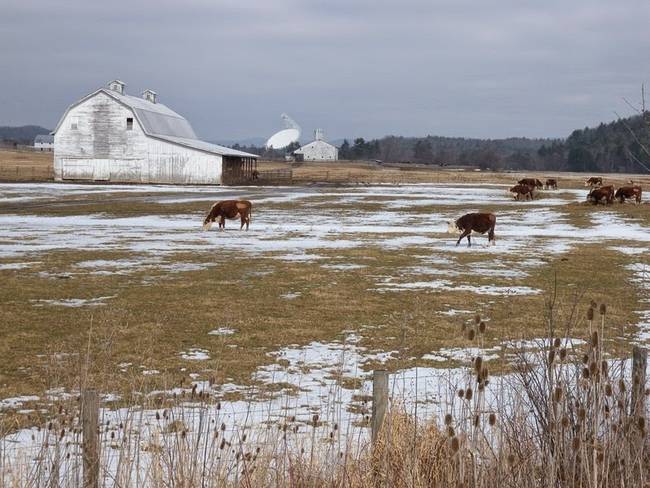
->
[447,220,462,234]
[202,216,213,231]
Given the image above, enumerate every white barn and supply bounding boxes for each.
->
[294,129,338,162]
[34,135,54,151]
[52,80,257,185]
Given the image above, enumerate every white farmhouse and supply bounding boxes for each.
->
[52,80,257,185]
[294,129,338,162]
[34,134,54,151]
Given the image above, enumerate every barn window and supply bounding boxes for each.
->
[126,117,133,130]
[70,116,79,130]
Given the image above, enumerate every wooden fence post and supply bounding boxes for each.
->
[372,370,389,443]
[82,389,100,488]
[631,346,648,416]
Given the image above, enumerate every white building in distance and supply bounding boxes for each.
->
[52,80,257,185]
[34,135,54,151]
[294,129,338,162]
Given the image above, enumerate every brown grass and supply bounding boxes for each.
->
[0,149,53,181]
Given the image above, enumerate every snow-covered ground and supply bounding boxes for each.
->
[1,182,649,472]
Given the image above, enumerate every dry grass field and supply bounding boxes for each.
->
[0,179,649,421]
[0,174,649,486]
[0,149,53,181]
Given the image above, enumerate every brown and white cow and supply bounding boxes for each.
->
[587,185,614,205]
[447,213,496,247]
[518,178,543,189]
[614,185,642,204]
[585,177,603,187]
[510,184,535,201]
[203,200,253,231]
[545,178,558,190]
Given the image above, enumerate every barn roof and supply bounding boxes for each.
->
[294,139,337,153]
[158,135,261,158]
[34,134,54,143]
[52,86,258,159]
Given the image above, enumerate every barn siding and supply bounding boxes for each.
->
[54,92,222,184]
[295,140,338,161]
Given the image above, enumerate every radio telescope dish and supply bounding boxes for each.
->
[266,113,301,149]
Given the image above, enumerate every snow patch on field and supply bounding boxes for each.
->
[0,396,40,410]
[209,328,236,336]
[31,296,115,307]
[374,278,541,296]
[180,349,210,361]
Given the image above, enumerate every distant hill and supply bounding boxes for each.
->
[213,137,267,147]
[0,125,51,145]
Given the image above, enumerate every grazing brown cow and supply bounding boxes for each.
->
[203,200,253,231]
[518,178,543,189]
[510,184,535,201]
[615,185,642,203]
[545,178,558,190]
[447,213,496,247]
[587,185,614,205]
[585,177,603,187]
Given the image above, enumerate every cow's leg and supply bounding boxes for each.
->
[467,234,472,247]
[456,229,470,247]
[488,227,495,246]
[219,216,225,230]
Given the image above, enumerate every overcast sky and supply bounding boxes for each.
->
[1,0,649,142]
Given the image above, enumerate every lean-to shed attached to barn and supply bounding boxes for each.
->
[52,80,257,185]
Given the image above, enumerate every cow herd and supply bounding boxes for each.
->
[509,177,557,200]
[584,178,643,205]
[202,176,644,248]
[509,175,643,206]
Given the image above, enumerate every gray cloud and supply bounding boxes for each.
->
[1,0,649,141]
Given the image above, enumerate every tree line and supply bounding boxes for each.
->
[232,114,650,173]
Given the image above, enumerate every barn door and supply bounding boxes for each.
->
[93,160,110,181]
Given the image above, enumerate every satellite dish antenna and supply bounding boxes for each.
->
[265,113,301,149]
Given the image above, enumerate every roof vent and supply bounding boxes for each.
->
[314,128,324,141]
[142,89,157,104]
[108,80,125,95]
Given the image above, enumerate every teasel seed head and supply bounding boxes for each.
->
[447,426,455,437]
[589,361,598,378]
[474,314,481,325]
[553,387,563,403]
[474,356,483,373]
[467,329,476,341]
[480,366,489,381]
[578,407,586,421]
[458,389,465,398]
[561,416,569,429]
[559,348,567,361]
[489,413,496,426]
[450,436,460,453]
[465,388,473,401]
[605,383,613,396]
[478,321,486,334]
[553,337,561,349]
[591,331,599,348]
[445,413,453,425]
[587,307,594,321]
[548,349,556,365]
[618,379,626,393]
[572,437,581,450]
[599,303,607,315]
